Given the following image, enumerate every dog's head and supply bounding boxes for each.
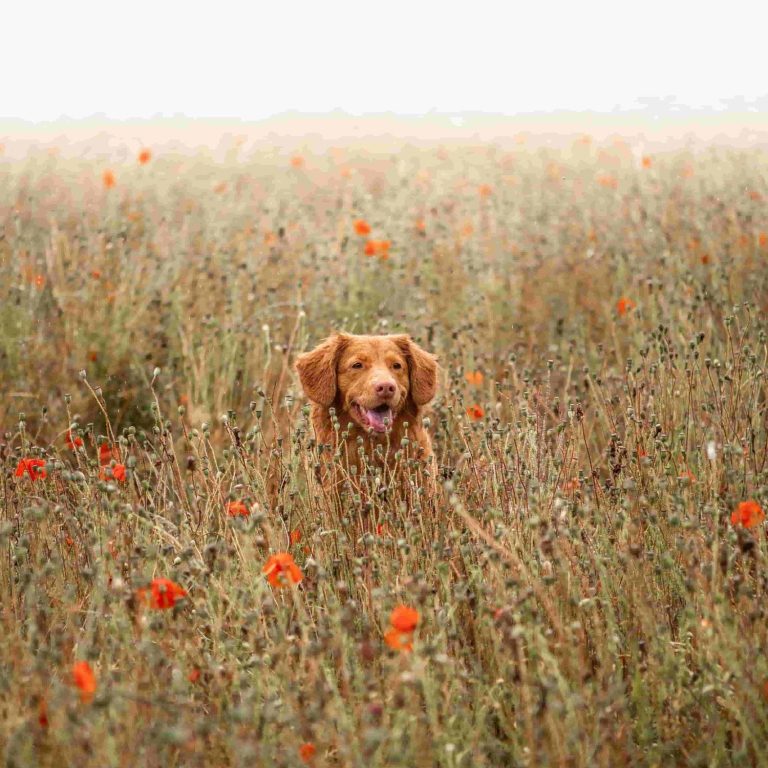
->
[296,333,438,433]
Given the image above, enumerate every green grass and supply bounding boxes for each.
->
[1,139,767,767]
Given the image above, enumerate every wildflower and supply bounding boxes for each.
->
[290,529,302,545]
[227,500,249,517]
[291,155,305,168]
[99,443,120,465]
[616,297,636,316]
[353,219,371,236]
[390,605,419,633]
[641,156,653,169]
[478,184,493,197]
[466,404,484,421]
[263,552,303,587]
[730,500,765,529]
[465,370,484,386]
[188,667,201,683]
[138,149,152,165]
[759,232,768,249]
[299,743,316,763]
[72,661,97,703]
[111,464,127,482]
[102,170,116,189]
[14,458,47,481]
[138,577,188,609]
[364,239,391,258]
[385,605,419,652]
[384,628,413,652]
[66,430,84,450]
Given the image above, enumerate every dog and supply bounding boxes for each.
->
[295,333,438,485]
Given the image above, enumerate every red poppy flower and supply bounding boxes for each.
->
[299,743,316,763]
[730,500,765,529]
[138,149,152,165]
[227,500,249,517]
[38,698,49,728]
[188,667,201,683]
[616,297,636,316]
[72,661,97,703]
[14,458,47,481]
[102,170,116,189]
[66,430,84,450]
[641,156,652,169]
[99,443,120,465]
[291,155,305,168]
[384,628,413,652]
[353,219,371,236]
[290,529,302,545]
[137,577,188,609]
[263,552,303,587]
[390,605,419,633]
[466,404,484,421]
[478,184,493,197]
[759,232,768,249]
[364,240,391,258]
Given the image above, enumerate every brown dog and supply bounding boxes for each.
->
[296,333,438,483]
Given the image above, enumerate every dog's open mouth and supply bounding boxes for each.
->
[353,402,393,433]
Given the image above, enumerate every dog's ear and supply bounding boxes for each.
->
[296,334,347,406]
[395,336,438,406]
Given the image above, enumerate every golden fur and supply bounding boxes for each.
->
[295,333,438,481]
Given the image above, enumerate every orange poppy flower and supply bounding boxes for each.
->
[66,430,84,450]
[730,500,765,529]
[138,149,152,165]
[291,155,305,168]
[390,605,419,633]
[364,240,391,259]
[263,552,303,587]
[72,661,97,703]
[465,370,484,386]
[641,156,653,169]
[466,404,484,421]
[227,500,249,517]
[14,458,47,481]
[102,170,116,189]
[384,628,413,652]
[354,219,371,236]
[616,297,636,316]
[299,743,316,763]
[100,462,127,482]
[99,443,120,465]
[138,577,188,610]
[478,184,493,197]
[749,190,763,202]
[290,529,302,545]
[759,232,768,249]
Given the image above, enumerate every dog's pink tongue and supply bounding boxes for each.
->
[366,407,392,432]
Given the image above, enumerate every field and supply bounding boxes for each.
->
[2,133,768,767]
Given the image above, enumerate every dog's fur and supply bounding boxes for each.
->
[296,333,438,480]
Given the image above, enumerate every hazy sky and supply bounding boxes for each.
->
[5,0,767,122]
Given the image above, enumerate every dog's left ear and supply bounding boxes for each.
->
[395,336,439,406]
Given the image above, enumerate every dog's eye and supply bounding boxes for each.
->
[351,362,363,369]
[392,362,403,370]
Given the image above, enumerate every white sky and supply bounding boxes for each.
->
[5,0,767,122]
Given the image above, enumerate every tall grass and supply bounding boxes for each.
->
[1,139,767,767]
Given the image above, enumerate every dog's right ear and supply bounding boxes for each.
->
[295,334,347,406]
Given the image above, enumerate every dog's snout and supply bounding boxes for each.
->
[374,380,397,398]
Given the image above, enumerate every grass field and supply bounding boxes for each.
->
[2,136,768,767]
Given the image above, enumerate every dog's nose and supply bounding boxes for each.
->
[375,380,396,398]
